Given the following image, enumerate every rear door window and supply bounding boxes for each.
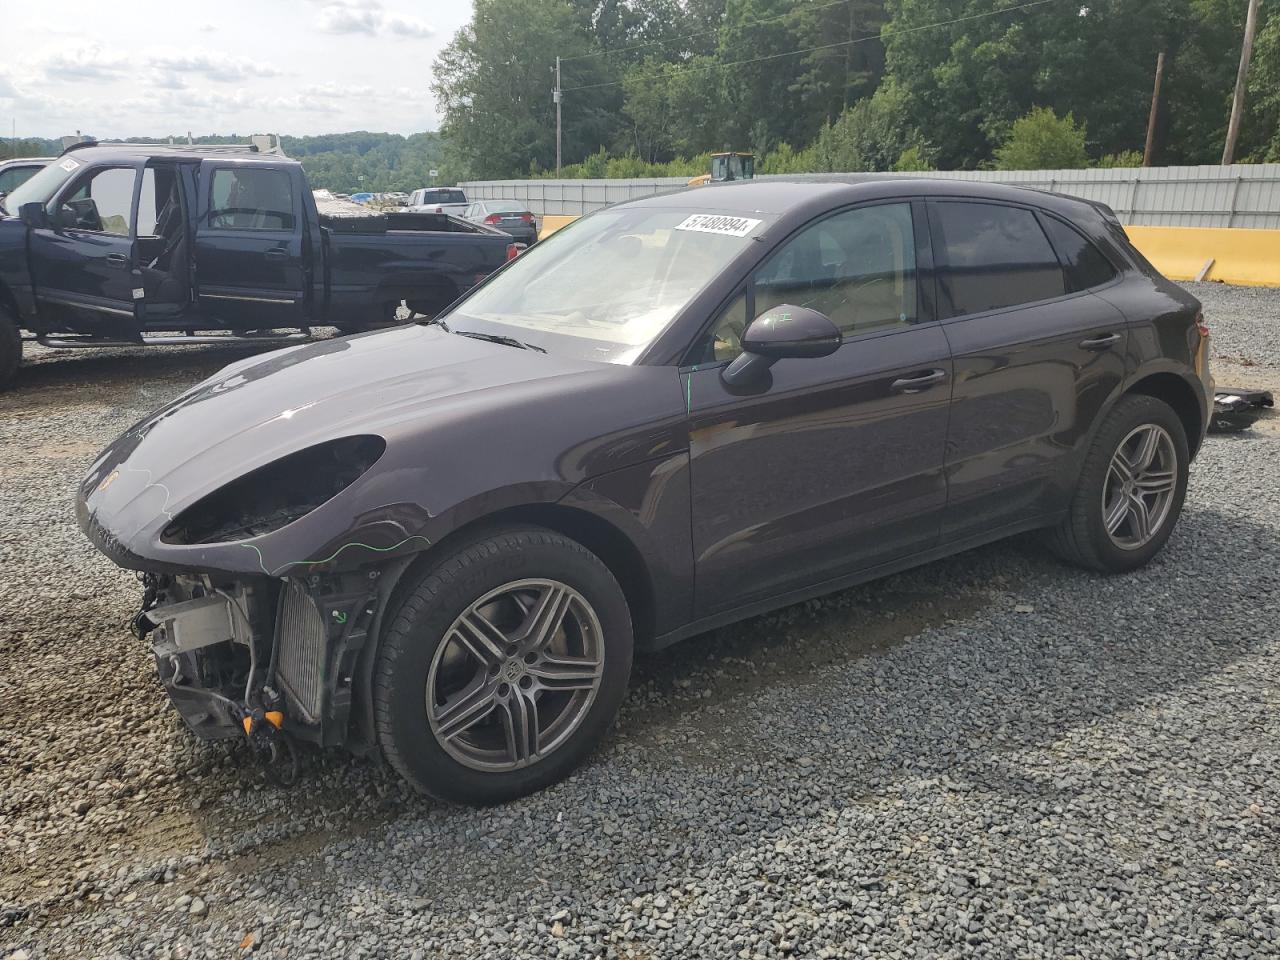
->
[209,167,295,230]
[1041,215,1118,291]
[932,201,1065,317]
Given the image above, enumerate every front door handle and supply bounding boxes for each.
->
[264,248,289,262]
[890,369,948,393]
[104,253,129,269]
[1080,332,1122,350]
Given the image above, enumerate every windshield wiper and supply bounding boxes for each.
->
[454,330,546,353]
[420,315,450,331]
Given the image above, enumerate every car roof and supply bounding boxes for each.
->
[621,176,1109,222]
[0,157,53,167]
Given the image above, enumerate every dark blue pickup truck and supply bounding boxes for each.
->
[0,141,515,388]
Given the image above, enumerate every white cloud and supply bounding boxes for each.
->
[39,44,128,82]
[384,15,434,38]
[316,1,434,39]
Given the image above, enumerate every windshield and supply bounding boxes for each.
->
[427,189,466,203]
[443,205,771,364]
[4,157,80,212]
[487,201,524,213]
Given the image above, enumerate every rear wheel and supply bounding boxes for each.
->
[373,526,633,803]
[1048,394,1189,573]
[0,307,21,391]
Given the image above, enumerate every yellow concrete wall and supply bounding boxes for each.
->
[534,215,1280,287]
[1124,226,1280,287]
[537,215,580,240]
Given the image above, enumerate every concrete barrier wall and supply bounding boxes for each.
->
[1126,226,1280,287]
[462,164,1280,229]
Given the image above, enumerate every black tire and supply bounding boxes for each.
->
[373,525,633,803]
[0,307,21,391]
[1047,394,1189,573]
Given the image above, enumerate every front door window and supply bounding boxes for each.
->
[57,167,137,235]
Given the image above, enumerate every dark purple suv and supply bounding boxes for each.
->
[78,178,1213,803]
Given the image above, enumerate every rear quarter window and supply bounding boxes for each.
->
[932,201,1065,317]
[1041,215,1118,291]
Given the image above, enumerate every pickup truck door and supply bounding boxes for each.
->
[28,161,143,338]
[193,160,307,327]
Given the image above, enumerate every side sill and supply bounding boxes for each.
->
[644,513,1062,652]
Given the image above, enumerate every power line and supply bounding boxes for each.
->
[559,0,859,65]
[562,0,1062,93]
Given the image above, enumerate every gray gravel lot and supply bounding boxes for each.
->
[2,286,1278,960]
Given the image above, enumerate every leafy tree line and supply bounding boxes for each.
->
[0,133,457,194]
[433,0,1280,178]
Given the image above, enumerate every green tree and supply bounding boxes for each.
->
[1244,12,1280,161]
[805,83,930,171]
[994,108,1089,170]
[883,0,1198,168]
[1096,149,1143,168]
[432,0,621,179]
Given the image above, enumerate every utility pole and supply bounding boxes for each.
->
[1143,51,1165,167]
[1222,0,1260,165]
[553,56,563,175]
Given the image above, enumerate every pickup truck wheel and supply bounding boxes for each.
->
[373,525,633,804]
[0,308,21,391]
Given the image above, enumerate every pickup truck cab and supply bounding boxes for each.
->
[0,157,52,197]
[408,187,469,215]
[0,143,514,389]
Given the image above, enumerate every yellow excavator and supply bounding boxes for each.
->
[688,151,755,187]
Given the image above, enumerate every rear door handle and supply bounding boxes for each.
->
[1080,332,1122,350]
[104,253,129,269]
[264,248,289,261]
[890,369,948,393]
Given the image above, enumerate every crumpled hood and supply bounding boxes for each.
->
[77,324,683,576]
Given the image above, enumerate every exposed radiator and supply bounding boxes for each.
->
[275,580,328,724]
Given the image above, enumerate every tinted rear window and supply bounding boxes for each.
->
[1041,215,1118,291]
[487,201,524,213]
[932,201,1065,317]
[425,189,466,204]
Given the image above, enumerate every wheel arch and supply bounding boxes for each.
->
[389,503,655,646]
[1124,370,1205,459]
[351,501,657,751]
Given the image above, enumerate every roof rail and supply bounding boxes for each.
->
[59,135,287,157]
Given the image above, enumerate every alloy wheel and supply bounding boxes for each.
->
[1101,423,1178,550]
[425,578,605,772]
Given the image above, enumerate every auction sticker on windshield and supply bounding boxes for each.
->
[674,214,762,238]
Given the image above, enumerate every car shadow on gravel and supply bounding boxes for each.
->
[7,339,332,400]
[152,501,1278,898]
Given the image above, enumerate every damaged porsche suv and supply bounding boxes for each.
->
[79,179,1213,803]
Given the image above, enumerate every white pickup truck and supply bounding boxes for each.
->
[407,187,469,215]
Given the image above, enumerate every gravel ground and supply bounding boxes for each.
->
[2,286,1278,960]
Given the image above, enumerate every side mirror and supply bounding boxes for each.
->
[722,304,841,389]
[19,202,50,229]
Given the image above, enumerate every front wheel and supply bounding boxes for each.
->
[373,526,633,803]
[1048,394,1189,573]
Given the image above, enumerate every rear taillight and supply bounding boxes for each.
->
[1195,310,1210,338]
[506,243,519,261]
[484,214,502,225]
[520,213,534,223]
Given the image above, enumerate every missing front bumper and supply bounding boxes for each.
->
[139,571,383,749]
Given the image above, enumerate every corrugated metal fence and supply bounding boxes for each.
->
[461,164,1280,229]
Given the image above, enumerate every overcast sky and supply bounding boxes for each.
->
[0,0,472,139]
